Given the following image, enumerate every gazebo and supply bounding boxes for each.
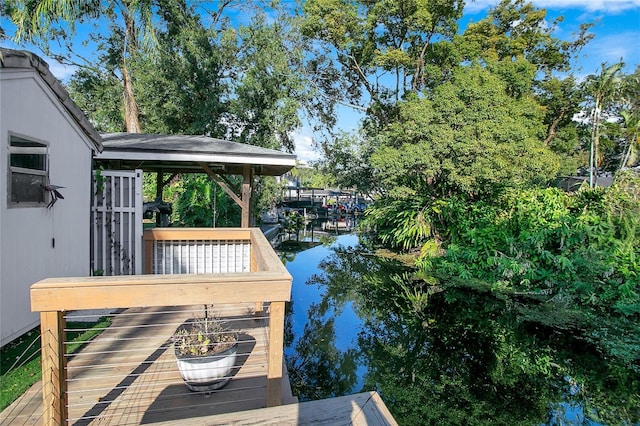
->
[91,132,296,276]
[95,132,297,227]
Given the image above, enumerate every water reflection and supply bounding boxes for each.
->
[282,235,640,425]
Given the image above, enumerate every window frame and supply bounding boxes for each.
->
[7,132,50,208]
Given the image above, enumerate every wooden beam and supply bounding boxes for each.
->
[250,228,282,272]
[40,311,67,426]
[219,173,241,196]
[162,172,178,188]
[198,162,254,226]
[143,236,153,274]
[251,229,277,314]
[155,170,163,226]
[199,162,243,207]
[267,301,285,407]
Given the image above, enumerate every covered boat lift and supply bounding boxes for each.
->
[94,132,297,227]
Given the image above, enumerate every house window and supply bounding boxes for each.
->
[8,135,49,206]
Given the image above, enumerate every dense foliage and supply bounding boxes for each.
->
[362,165,639,370]
[436,173,639,364]
[285,238,640,424]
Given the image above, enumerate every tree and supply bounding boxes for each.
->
[460,0,592,76]
[301,0,465,127]
[16,1,310,226]
[582,62,624,187]
[316,131,377,198]
[313,0,595,192]
[537,76,585,175]
[121,1,236,136]
[620,109,640,168]
[619,67,640,168]
[370,61,559,201]
[227,10,307,152]
[459,0,593,162]
[360,60,561,252]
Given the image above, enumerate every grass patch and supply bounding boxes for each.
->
[0,317,111,411]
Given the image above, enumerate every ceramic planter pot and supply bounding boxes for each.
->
[174,341,238,392]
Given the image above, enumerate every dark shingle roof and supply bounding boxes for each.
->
[97,132,296,176]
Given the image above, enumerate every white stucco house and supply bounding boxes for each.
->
[0,48,103,347]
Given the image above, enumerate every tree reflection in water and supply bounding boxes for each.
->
[284,236,640,425]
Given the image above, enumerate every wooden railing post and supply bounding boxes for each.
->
[40,311,67,425]
[267,301,285,407]
[143,235,153,274]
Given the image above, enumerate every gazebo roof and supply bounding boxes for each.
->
[95,132,296,176]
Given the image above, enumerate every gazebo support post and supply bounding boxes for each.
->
[155,170,163,226]
[241,165,253,228]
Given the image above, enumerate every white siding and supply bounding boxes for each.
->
[0,68,95,346]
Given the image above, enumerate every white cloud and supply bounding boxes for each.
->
[46,61,77,81]
[464,0,501,13]
[465,0,640,13]
[293,133,321,163]
[580,31,640,74]
[533,0,640,12]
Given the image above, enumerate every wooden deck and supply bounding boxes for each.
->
[0,305,298,425]
[0,306,397,426]
[150,391,397,425]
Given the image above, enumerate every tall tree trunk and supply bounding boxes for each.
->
[122,64,141,133]
[543,106,569,145]
[589,99,602,188]
[122,2,141,133]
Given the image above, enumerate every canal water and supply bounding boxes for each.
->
[278,231,639,425]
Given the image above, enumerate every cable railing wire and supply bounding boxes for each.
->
[5,333,41,373]
[59,304,276,424]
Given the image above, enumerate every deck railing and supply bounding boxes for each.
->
[31,228,292,426]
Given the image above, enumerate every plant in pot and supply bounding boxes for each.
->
[173,311,238,392]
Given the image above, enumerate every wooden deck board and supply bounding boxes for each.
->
[1,305,296,425]
[1,305,394,425]
[148,391,398,426]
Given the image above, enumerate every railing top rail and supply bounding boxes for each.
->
[32,228,291,312]
[143,227,252,242]
[31,271,291,311]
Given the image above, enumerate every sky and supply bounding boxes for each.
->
[2,0,639,162]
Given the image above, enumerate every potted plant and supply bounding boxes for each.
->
[173,313,238,392]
